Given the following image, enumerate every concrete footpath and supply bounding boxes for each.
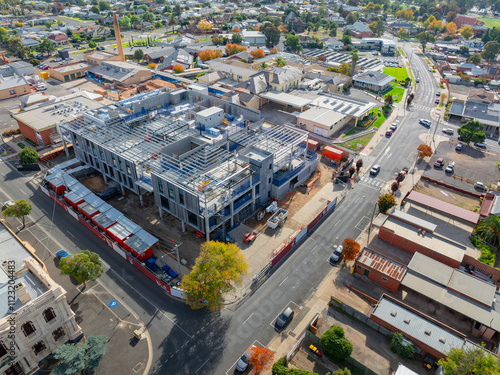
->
[3,217,151,375]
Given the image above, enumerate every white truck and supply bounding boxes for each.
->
[267,208,288,229]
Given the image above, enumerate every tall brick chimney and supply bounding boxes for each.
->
[113,13,125,62]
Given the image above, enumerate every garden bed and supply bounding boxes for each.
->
[344,107,388,137]
[338,132,375,151]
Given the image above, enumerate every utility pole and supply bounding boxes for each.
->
[367,202,378,244]
[432,113,441,150]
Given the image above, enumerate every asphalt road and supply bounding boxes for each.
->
[0,45,440,374]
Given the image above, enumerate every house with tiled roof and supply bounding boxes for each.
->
[266,66,302,92]
[48,32,70,46]
[353,71,394,92]
[347,21,373,38]
[453,16,487,36]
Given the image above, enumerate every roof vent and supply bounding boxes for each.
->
[439,337,446,344]
[390,311,397,317]
[424,329,432,336]
[404,318,411,324]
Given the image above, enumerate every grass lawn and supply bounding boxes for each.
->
[384,82,405,103]
[338,132,375,151]
[383,67,409,82]
[479,18,500,28]
[343,107,388,137]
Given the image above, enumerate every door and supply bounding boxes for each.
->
[5,362,24,375]
[363,269,370,277]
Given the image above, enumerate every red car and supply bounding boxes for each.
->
[385,129,393,137]
[42,65,50,70]
[435,98,440,104]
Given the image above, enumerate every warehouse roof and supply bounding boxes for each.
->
[260,91,313,108]
[297,107,346,127]
[356,248,407,281]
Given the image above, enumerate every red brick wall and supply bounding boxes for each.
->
[39,129,53,146]
[17,119,39,145]
[369,314,446,360]
[378,227,460,268]
[354,263,401,293]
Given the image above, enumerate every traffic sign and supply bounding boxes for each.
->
[108,300,118,308]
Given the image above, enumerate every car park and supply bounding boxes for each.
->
[275,307,294,332]
[419,119,431,127]
[434,157,444,168]
[474,182,488,191]
[442,128,454,135]
[475,142,487,149]
[455,143,463,151]
[236,345,256,372]
[445,162,455,174]
[329,245,343,265]
[370,165,380,175]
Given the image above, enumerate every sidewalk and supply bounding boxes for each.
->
[3,218,151,375]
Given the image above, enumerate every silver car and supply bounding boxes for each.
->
[235,345,255,372]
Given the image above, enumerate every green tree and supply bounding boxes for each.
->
[180,241,248,311]
[377,194,396,214]
[53,335,108,375]
[457,120,485,144]
[133,48,144,62]
[346,12,358,25]
[338,61,351,75]
[260,22,281,48]
[45,21,53,29]
[333,369,352,375]
[258,61,268,70]
[468,53,482,64]
[37,38,55,56]
[90,5,100,14]
[481,41,500,62]
[416,31,435,52]
[142,11,155,23]
[98,0,110,11]
[459,45,469,55]
[2,199,32,228]
[285,33,302,53]
[59,250,103,288]
[320,325,353,362]
[29,58,40,66]
[341,34,351,46]
[384,94,394,107]
[231,33,243,44]
[390,333,415,359]
[369,18,385,37]
[19,148,39,163]
[130,14,140,24]
[350,49,359,77]
[274,56,286,67]
[474,215,500,249]
[460,25,474,40]
[119,15,131,29]
[173,4,182,17]
[398,28,410,40]
[0,27,10,44]
[88,40,96,49]
[437,346,500,374]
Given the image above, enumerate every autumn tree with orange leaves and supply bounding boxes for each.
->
[342,238,361,264]
[250,48,265,60]
[198,49,223,62]
[248,347,274,374]
[173,64,184,73]
[232,27,241,32]
[225,43,247,56]
[269,47,278,54]
[417,144,433,159]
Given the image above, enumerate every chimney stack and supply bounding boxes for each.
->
[113,13,125,62]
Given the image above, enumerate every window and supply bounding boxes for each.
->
[269,164,272,170]
[21,321,36,337]
[167,182,174,199]
[0,341,7,358]
[112,156,116,167]
[381,277,388,283]
[160,195,169,210]
[9,90,15,95]
[126,162,131,176]
[52,327,65,341]
[268,178,271,184]
[179,190,184,205]
[43,307,56,323]
[158,180,164,194]
[188,211,197,225]
[32,341,46,355]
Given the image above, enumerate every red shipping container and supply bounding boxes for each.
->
[323,146,346,161]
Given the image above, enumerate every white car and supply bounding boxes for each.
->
[54,57,62,62]
[36,84,47,91]
[236,345,256,372]
[442,128,454,135]
[474,182,488,191]
[329,245,343,264]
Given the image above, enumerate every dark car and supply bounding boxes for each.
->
[275,307,294,332]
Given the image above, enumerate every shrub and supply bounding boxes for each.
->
[18,148,39,163]
[29,58,40,66]
[17,142,26,149]
[471,236,496,266]
[320,325,353,363]
[271,357,319,375]
[389,332,415,359]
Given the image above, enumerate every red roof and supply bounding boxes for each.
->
[49,34,70,42]
[453,16,484,26]
[406,191,480,224]
[356,248,407,281]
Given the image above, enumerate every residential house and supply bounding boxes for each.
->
[346,21,374,38]
[453,16,487,36]
[328,16,346,27]
[266,66,302,92]
[0,75,30,100]
[242,30,266,46]
[286,12,306,33]
[353,71,394,92]
[89,61,152,85]
[22,37,40,48]
[48,32,70,46]
[206,60,259,83]
[388,21,420,36]
[323,37,344,50]
[158,49,194,71]
[437,61,452,74]
[234,73,268,95]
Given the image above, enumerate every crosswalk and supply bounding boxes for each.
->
[413,105,432,112]
[359,176,386,191]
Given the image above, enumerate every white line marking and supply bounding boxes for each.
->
[19,189,26,195]
[279,276,289,286]
[66,230,74,238]
[41,208,48,215]
[242,313,254,325]
[333,219,340,227]
[353,197,360,204]
[195,359,210,373]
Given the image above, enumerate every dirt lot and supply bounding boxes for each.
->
[425,140,500,194]
[414,180,482,212]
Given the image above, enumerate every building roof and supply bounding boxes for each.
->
[8,61,32,69]
[371,296,479,357]
[467,88,496,103]
[242,30,266,38]
[356,248,407,281]
[347,21,371,32]
[310,93,375,119]
[463,101,500,125]
[381,216,467,264]
[51,61,94,74]
[89,61,150,83]
[13,92,104,132]
[406,191,480,224]
[402,253,500,331]
[297,107,346,127]
[84,51,119,61]
[260,91,313,108]
[0,75,29,90]
[206,60,258,79]
[270,66,302,85]
[390,210,437,233]
[197,106,223,117]
[354,71,394,86]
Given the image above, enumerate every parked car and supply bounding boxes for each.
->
[434,98,440,104]
[484,85,490,91]
[56,250,69,260]
[475,142,487,149]
[445,162,455,174]
[434,157,445,168]
[474,182,488,191]
[36,84,47,91]
[2,201,14,211]
[385,129,393,137]
[236,345,256,372]
[442,128,454,135]
[42,65,50,70]
[390,123,398,131]
[419,119,431,127]
[370,165,381,175]
[416,77,420,83]
[329,245,343,265]
[275,307,294,332]
[96,46,105,51]
[54,57,62,62]
[428,67,432,71]
[455,143,463,151]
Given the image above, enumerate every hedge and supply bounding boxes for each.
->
[271,357,319,375]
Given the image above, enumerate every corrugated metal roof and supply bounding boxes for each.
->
[408,252,453,286]
[448,269,496,307]
[357,248,407,281]
[390,210,437,233]
[372,297,470,356]
[407,191,480,224]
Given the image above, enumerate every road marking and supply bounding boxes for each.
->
[353,197,359,204]
[66,230,74,238]
[279,276,289,286]
[195,359,210,373]
[41,208,48,215]
[242,313,254,325]
[333,219,340,227]
[355,216,371,231]
[19,189,26,195]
